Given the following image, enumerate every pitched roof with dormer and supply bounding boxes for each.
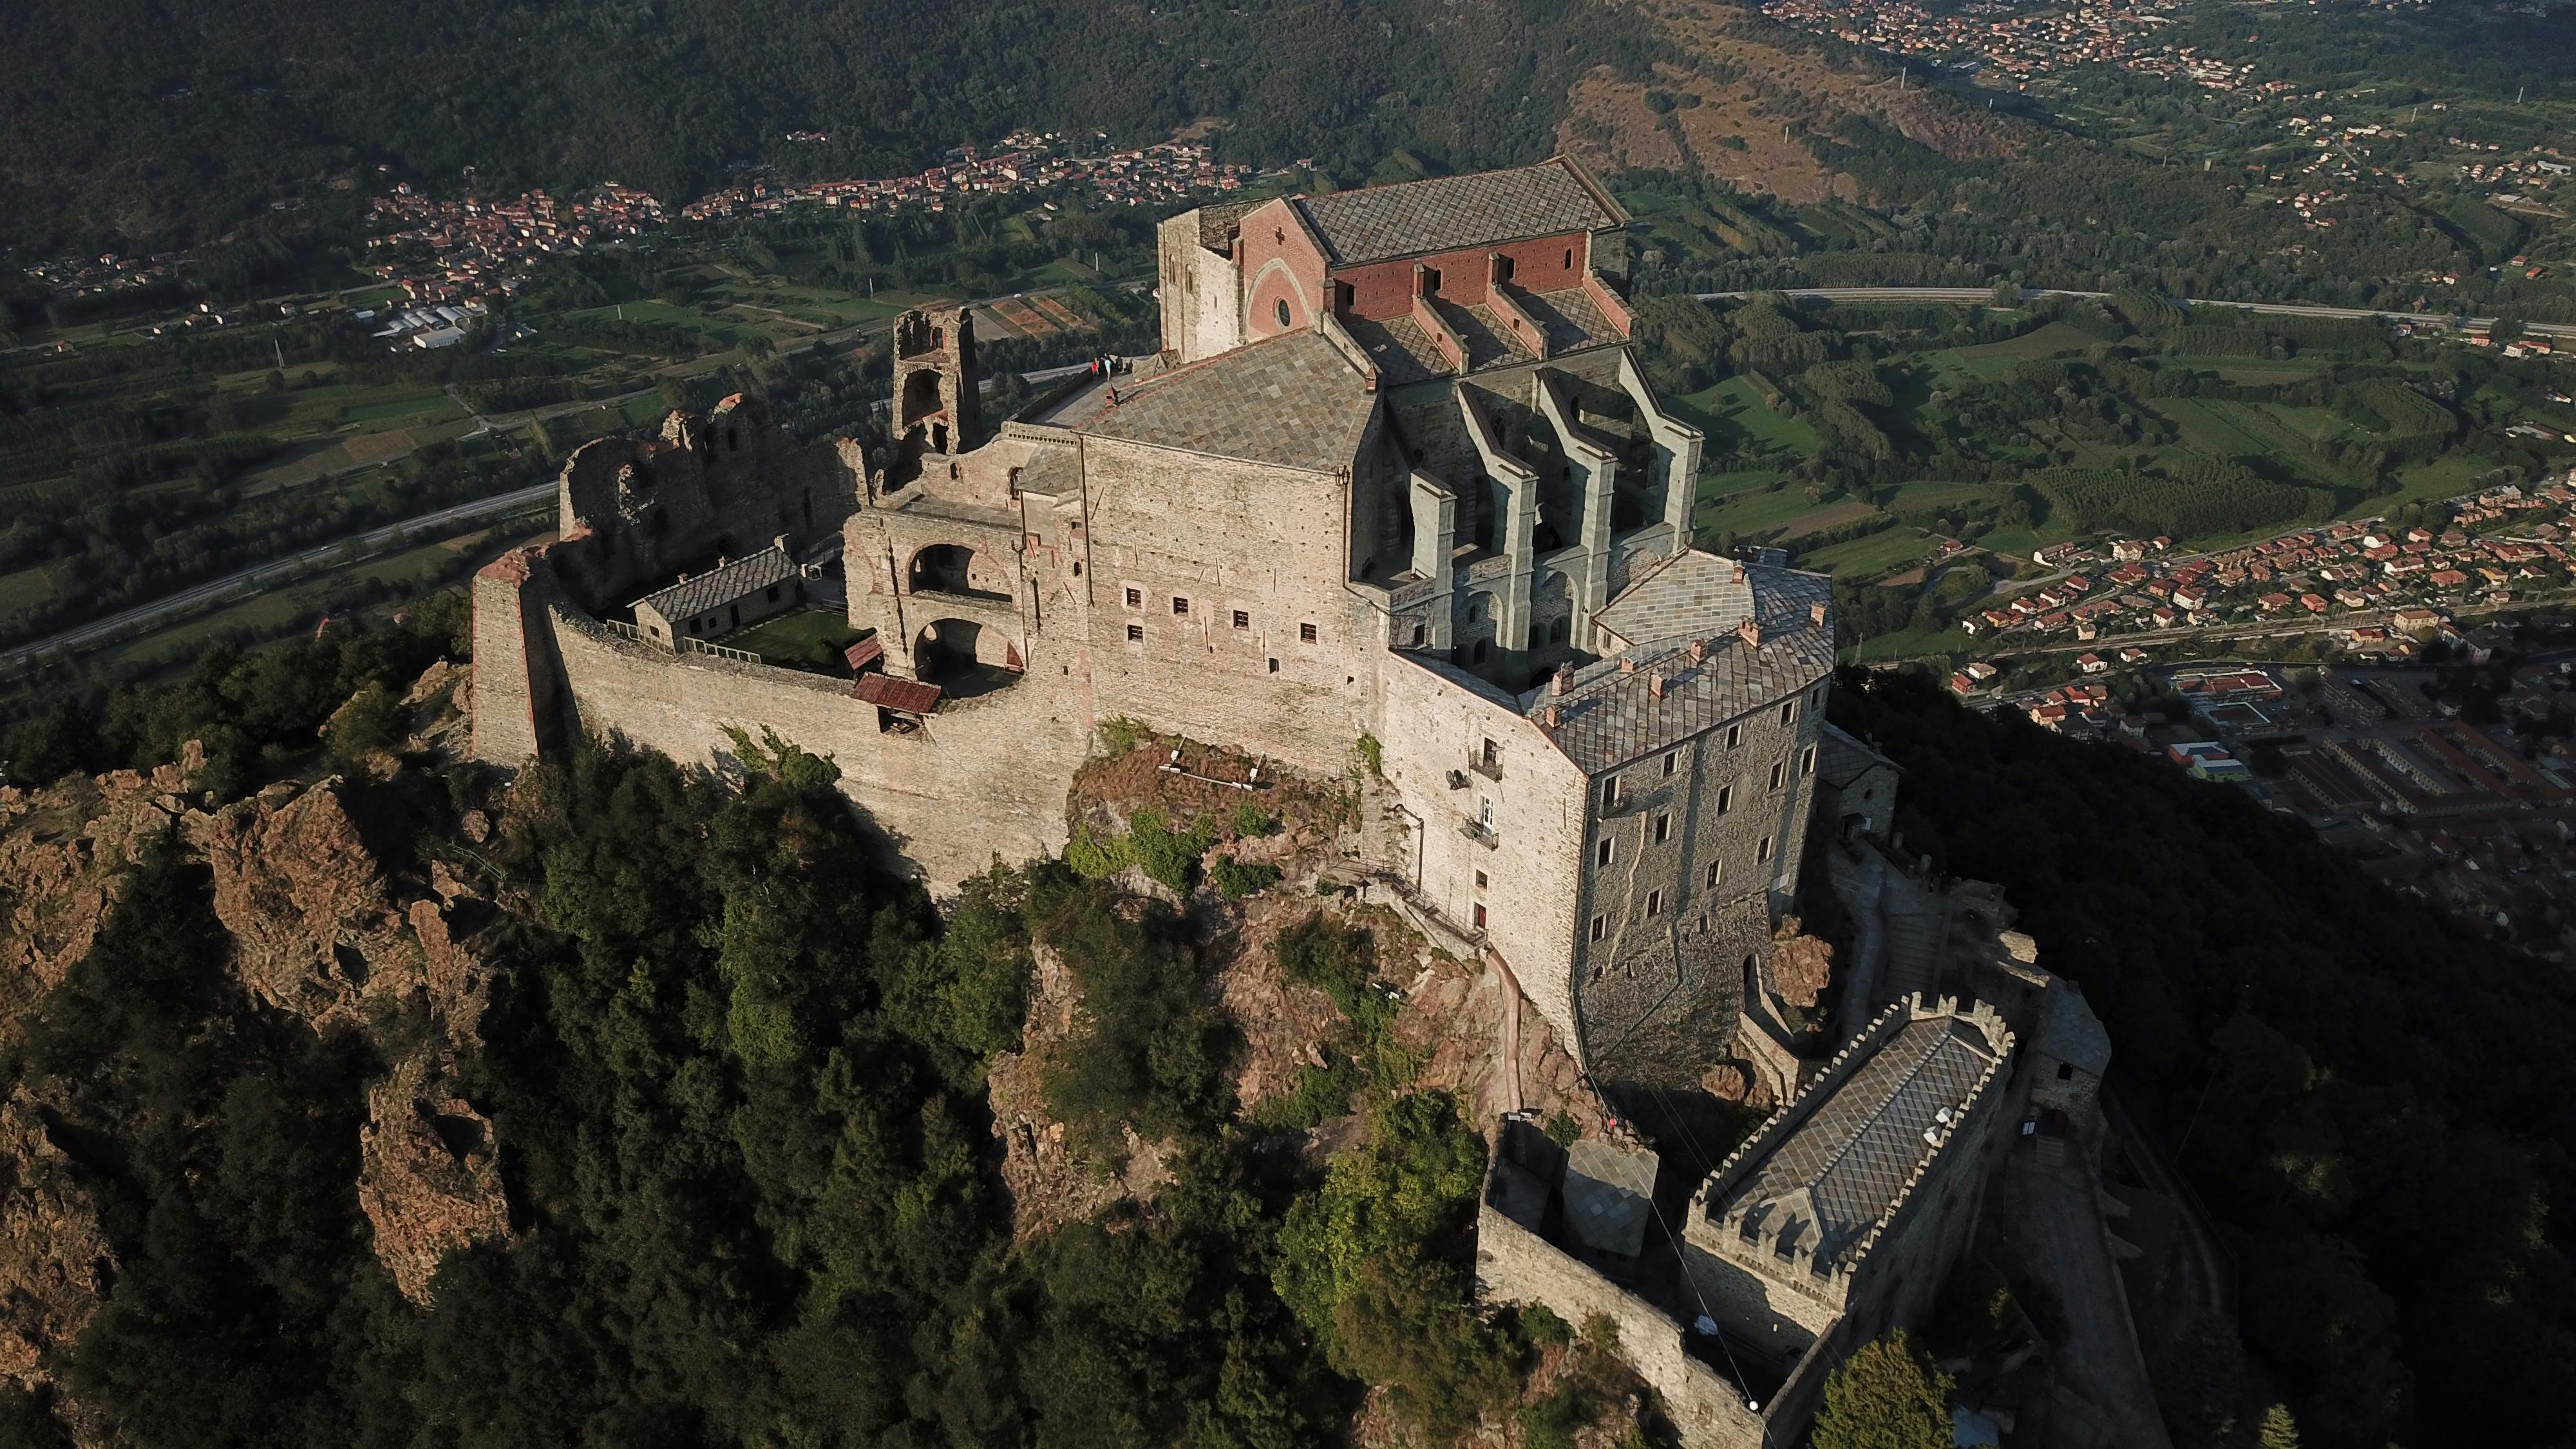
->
[1533,552,1834,774]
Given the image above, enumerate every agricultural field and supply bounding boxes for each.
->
[1919,320,2101,381]
[1798,526,1935,578]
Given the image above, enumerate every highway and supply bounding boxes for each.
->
[1690,285,2576,341]
[3,482,558,668]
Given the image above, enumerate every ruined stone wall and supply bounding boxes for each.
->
[1475,1200,1773,1449]
[1081,435,1375,776]
[1575,677,1830,1089]
[1374,652,1587,1050]
[469,560,544,765]
[550,397,861,610]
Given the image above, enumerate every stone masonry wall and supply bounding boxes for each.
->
[1475,1201,1772,1449]
[1575,677,1830,1090]
[1081,435,1376,777]
[1374,652,1588,1049]
[540,592,1092,889]
[1157,211,1244,364]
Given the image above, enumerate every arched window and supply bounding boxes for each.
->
[1274,298,1292,328]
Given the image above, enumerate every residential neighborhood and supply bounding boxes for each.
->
[676,133,1251,222]
[1958,478,2576,649]
[1956,619,2576,961]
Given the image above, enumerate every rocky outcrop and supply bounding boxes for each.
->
[0,1090,111,1388]
[0,741,207,1006]
[357,1056,509,1303]
[179,776,507,1302]
[183,782,417,1030]
[1770,925,1836,1011]
[0,749,512,1331]
[985,943,1175,1241]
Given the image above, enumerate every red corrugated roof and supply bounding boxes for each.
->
[843,636,885,671]
[853,673,942,714]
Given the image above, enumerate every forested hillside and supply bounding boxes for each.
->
[0,0,1658,252]
[1834,670,2576,1449]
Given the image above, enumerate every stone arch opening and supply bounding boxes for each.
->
[906,543,1009,603]
[913,618,1020,699]
[902,370,943,428]
[913,618,982,683]
[909,543,974,595]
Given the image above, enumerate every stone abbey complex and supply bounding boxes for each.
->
[474,157,2122,1446]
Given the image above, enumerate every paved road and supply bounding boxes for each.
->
[1690,285,2576,340]
[3,482,557,667]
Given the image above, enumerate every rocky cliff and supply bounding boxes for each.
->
[0,664,514,1405]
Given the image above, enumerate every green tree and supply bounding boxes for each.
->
[2260,1403,2303,1449]
[1812,1330,1954,1449]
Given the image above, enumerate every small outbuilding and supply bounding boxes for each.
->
[635,540,802,646]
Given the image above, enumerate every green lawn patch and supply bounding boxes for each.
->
[1927,321,2104,380]
[340,390,464,425]
[720,609,870,672]
[1694,477,1824,540]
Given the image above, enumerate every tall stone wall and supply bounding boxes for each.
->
[1373,652,1588,1048]
[469,557,545,765]
[1574,677,1830,1094]
[1157,211,1244,364]
[1081,435,1377,775]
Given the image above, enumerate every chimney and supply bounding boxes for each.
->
[1542,705,1561,729]
[1649,674,1667,699]
[1810,601,1829,626]
[1688,638,1707,665]
[774,533,791,555]
[1550,665,1575,696]
[1738,617,1765,648]
[1619,656,1638,675]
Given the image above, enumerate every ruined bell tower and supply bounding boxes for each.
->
[889,306,979,473]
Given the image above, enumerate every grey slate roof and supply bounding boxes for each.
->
[1292,158,1622,267]
[1721,1015,2002,1271]
[2035,981,2112,1077]
[1537,553,1834,773]
[635,544,795,624]
[1816,721,1900,789]
[1076,329,1375,475]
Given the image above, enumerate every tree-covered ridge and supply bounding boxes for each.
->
[0,659,1651,1447]
[0,0,1659,253]
[1832,669,2576,1448]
